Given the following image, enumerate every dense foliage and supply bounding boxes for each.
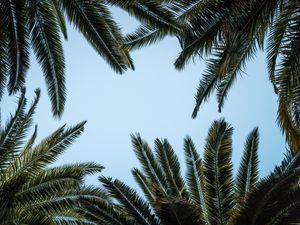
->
[0,0,182,117]
[82,119,300,225]
[124,0,300,152]
[0,89,107,224]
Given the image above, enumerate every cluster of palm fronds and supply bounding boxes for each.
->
[3,90,300,224]
[2,0,300,224]
[85,119,300,225]
[0,90,109,224]
[0,0,181,117]
[123,0,300,152]
[3,0,300,153]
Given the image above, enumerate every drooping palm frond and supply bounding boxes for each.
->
[28,0,66,118]
[0,0,139,118]
[118,0,300,153]
[50,0,68,40]
[106,0,181,35]
[155,196,204,225]
[176,0,300,152]
[2,0,30,95]
[0,89,105,224]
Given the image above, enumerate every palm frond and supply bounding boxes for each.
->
[203,119,234,225]
[50,0,68,40]
[79,198,134,225]
[28,0,66,117]
[235,127,259,204]
[229,164,300,225]
[154,138,187,197]
[106,0,181,34]
[2,0,30,94]
[131,134,169,196]
[184,136,208,223]
[59,0,130,74]
[100,176,159,225]
[0,89,27,169]
[155,196,204,225]
[132,167,156,206]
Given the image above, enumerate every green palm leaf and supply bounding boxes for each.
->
[156,196,204,225]
[131,134,169,196]
[132,167,156,206]
[203,119,234,225]
[154,138,187,197]
[100,176,159,225]
[235,127,259,204]
[184,136,209,223]
[28,0,66,118]
[59,0,129,74]
[2,0,30,94]
[0,89,104,223]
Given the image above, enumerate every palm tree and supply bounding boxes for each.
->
[123,0,300,152]
[0,0,181,118]
[81,119,300,225]
[0,89,107,224]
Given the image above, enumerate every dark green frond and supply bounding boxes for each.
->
[191,57,220,119]
[100,176,159,225]
[106,0,181,34]
[154,138,187,197]
[0,21,8,100]
[50,0,68,40]
[59,0,129,74]
[124,25,165,51]
[156,196,204,225]
[2,0,30,94]
[28,0,66,118]
[229,165,300,225]
[235,127,259,204]
[132,167,156,206]
[131,134,169,196]
[203,119,234,225]
[0,89,27,169]
[184,136,208,223]
[216,34,258,112]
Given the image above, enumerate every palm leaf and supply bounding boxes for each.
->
[155,196,204,225]
[154,138,187,197]
[203,119,234,225]
[131,134,169,196]
[2,0,30,94]
[59,0,129,74]
[28,0,66,118]
[184,136,209,223]
[50,0,68,40]
[100,176,159,225]
[235,127,259,204]
[132,167,156,206]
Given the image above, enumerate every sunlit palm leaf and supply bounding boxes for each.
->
[203,119,234,225]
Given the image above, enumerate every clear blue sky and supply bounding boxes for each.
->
[2,8,286,187]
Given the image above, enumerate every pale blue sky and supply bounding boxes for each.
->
[2,8,286,187]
